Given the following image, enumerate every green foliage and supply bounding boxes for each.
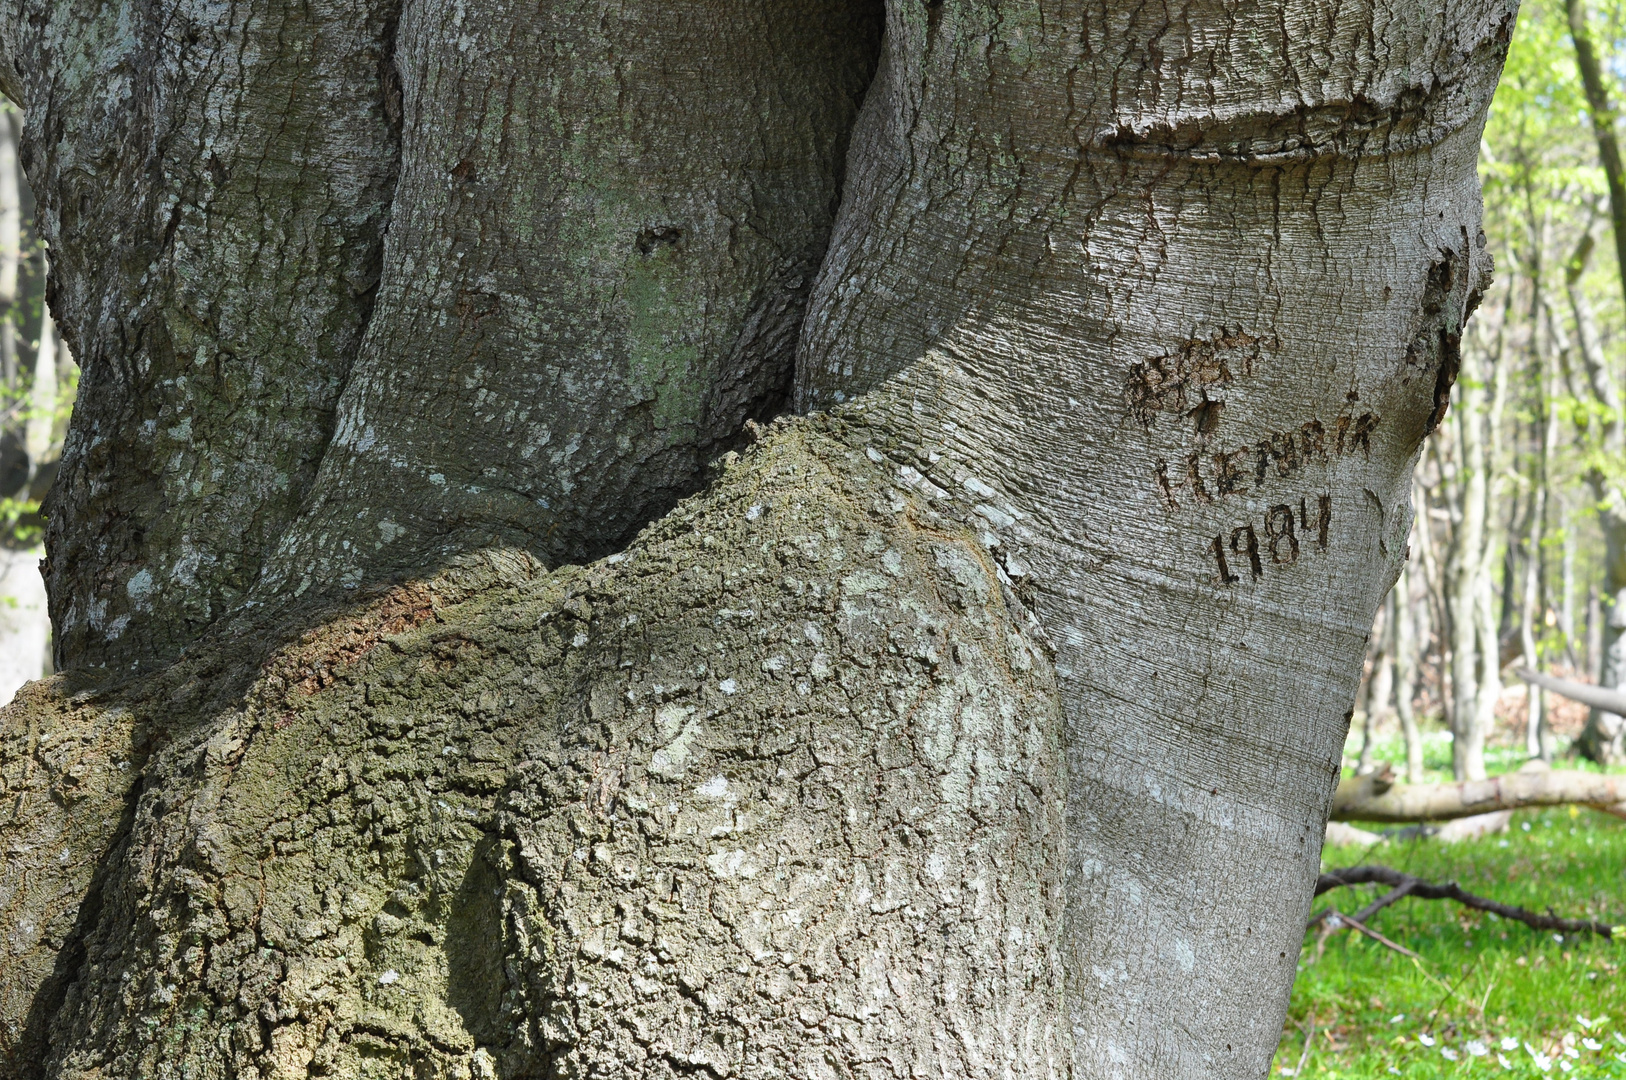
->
[1275,808,1626,1079]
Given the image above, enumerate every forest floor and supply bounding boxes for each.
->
[1272,731,1626,1078]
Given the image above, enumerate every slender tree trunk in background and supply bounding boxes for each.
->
[1537,345,1560,761]
[24,301,53,480]
[1356,602,1392,776]
[1412,469,1450,717]
[0,103,48,706]
[1519,313,1556,761]
[1561,229,1626,762]
[1521,506,1547,758]
[1569,0,1626,291]
[1394,567,1426,784]
[1448,345,1494,780]
[1562,507,1578,668]
[1591,588,1606,680]
[0,2,1516,1078]
[1568,0,1626,766]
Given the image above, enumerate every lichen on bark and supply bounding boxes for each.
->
[2,418,1068,1080]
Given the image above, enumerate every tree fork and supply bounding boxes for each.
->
[1,2,1518,1078]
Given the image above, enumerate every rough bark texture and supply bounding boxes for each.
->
[3,423,1069,1080]
[794,1,1513,1072]
[253,1,883,603]
[11,0,882,674]
[0,1,1516,1079]
[11,0,403,672]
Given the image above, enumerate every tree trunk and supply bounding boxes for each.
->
[1393,567,1425,784]
[0,2,1517,1078]
[1560,227,1626,763]
[1356,601,1393,776]
[1446,344,1494,780]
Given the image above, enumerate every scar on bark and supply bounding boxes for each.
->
[636,227,684,255]
[1125,329,1277,425]
[1416,247,1486,439]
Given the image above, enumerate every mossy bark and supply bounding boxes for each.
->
[0,1,1516,1078]
[3,421,1068,1079]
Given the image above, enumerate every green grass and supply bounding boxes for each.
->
[1274,803,1626,1078]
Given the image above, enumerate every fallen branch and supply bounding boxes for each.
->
[1309,907,1423,958]
[1331,765,1626,823]
[1514,666,1626,715]
[1314,865,1620,938]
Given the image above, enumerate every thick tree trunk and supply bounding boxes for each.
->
[12,0,406,672]
[791,1,1510,1071]
[0,2,1515,1079]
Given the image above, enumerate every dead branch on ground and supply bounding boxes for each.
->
[1331,764,1626,823]
[1313,865,1619,938]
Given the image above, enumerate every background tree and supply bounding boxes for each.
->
[1340,0,1626,781]
[0,3,1516,1079]
[0,98,67,702]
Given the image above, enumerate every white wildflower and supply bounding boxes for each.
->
[1419,1034,1436,1047]
[1390,1014,1405,1024]
[1442,1047,1459,1061]
[1498,1053,1514,1069]
[1503,1038,1521,1051]
[1467,1040,1488,1057]
[1583,1038,1602,1051]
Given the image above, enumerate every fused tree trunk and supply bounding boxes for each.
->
[0,2,1516,1079]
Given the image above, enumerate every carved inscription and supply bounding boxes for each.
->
[1127,330,1278,425]
[1210,496,1331,584]
[1154,411,1378,510]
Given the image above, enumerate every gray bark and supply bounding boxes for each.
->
[796,1,1508,1067]
[2,433,1069,1080]
[11,0,404,672]
[251,1,882,605]
[0,2,1515,1079]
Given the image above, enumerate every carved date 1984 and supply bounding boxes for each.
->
[1210,495,1331,584]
